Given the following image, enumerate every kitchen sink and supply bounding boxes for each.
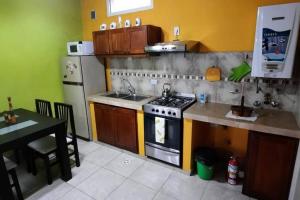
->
[122,95,149,101]
[104,93,130,98]
[103,93,148,101]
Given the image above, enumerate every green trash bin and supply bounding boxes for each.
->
[195,147,217,180]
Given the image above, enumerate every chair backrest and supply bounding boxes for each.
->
[35,99,53,117]
[54,102,76,139]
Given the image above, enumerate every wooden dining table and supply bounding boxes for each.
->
[0,109,72,200]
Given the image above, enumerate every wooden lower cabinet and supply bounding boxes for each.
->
[243,131,298,200]
[94,103,138,153]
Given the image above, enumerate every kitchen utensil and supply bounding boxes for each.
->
[135,18,141,26]
[162,83,172,98]
[100,24,107,31]
[228,62,251,82]
[118,16,122,28]
[110,22,117,29]
[205,66,221,81]
[124,19,131,27]
[271,100,280,108]
[253,100,262,107]
[231,82,253,117]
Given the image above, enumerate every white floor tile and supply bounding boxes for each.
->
[21,142,253,200]
[160,171,208,200]
[106,179,156,200]
[77,140,102,156]
[104,153,145,177]
[26,180,73,200]
[84,146,121,167]
[68,160,99,187]
[76,168,125,200]
[208,180,243,193]
[59,188,94,200]
[129,161,173,191]
[153,191,179,200]
[201,181,249,200]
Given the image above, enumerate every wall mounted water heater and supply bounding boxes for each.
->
[252,3,300,78]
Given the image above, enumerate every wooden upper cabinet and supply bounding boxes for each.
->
[92,25,161,55]
[109,28,130,54]
[92,31,110,55]
[128,25,161,54]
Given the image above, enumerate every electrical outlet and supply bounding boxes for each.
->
[150,79,158,85]
[174,26,180,36]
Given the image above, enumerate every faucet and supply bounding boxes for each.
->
[122,78,136,95]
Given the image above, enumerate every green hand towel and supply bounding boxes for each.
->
[228,62,251,82]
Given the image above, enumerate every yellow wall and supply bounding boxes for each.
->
[81,0,298,52]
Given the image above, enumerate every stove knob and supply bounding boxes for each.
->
[152,109,155,112]
[162,111,165,114]
[173,112,176,116]
[168,111,171,115]
[156,109,159,113]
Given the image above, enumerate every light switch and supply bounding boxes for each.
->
[90,10,96,20]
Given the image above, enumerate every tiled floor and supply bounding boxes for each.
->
[16,139,254,200]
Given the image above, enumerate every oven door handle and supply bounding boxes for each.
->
[164,118,169,140]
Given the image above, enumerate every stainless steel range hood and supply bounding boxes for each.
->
[144,40,200,53]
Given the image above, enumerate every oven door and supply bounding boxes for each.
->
[144,113,182,151]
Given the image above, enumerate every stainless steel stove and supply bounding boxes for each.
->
[143,93,195,167]
[144,93,195,119]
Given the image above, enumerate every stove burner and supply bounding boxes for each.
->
[149,96,194,108]
[144,94,195,119]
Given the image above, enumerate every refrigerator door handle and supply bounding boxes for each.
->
[63,81,83,86]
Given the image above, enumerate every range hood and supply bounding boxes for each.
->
[144,40,200,53]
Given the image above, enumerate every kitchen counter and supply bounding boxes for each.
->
[183,102,300,139]
[88,92,155,111]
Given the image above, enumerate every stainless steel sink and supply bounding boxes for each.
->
[103,93,148,101]
[122,95,149,101]
[104,93,129,98]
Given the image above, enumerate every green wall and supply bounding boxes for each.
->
[0,0,82,111]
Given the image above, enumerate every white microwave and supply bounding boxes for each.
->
[67,41,94,56]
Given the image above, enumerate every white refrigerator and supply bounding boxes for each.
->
[61,56,106,140]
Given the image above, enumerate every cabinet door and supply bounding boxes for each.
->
[128,26,147,54]
[128,25,162,54]
[109,29,129,54]
[94,103,116,145]
[243,131,298,200]
[93,31,110,55]
[115,107,137,153]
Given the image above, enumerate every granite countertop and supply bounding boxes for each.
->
[183,102,300,139]
[88,92,155,111]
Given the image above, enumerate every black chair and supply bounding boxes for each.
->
[54,102,80,167]
[4,156,24,200]
[35,99,53,117]
[27,102,80,185]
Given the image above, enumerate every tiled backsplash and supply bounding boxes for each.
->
[110,52,299,113]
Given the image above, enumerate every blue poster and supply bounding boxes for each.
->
[262,28,290,62]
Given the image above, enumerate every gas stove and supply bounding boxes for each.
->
[144,93,195,119]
